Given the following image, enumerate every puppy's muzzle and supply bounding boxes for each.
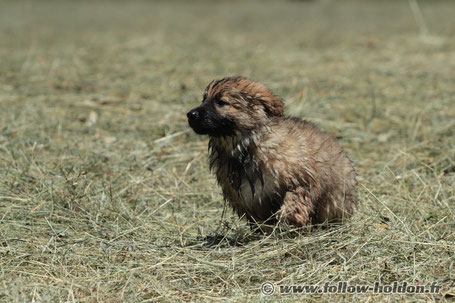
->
[187,105,236,137]
[187,107,209,135]
[187,109,200,122]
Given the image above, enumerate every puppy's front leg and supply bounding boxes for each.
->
[279,188,315,226]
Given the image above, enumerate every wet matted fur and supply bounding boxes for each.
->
[187,77,357,231]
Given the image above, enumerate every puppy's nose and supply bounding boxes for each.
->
[187,109,199,121]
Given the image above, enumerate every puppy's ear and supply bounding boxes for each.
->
[259,95,284,117]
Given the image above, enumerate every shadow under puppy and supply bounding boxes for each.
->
[187,77,356,232]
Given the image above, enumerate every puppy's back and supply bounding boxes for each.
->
[256,117,356,224]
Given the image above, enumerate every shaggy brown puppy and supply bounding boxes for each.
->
[187,77,356,231]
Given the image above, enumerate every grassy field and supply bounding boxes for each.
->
[0,0,454,302]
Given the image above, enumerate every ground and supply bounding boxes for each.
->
[0,0,454,302]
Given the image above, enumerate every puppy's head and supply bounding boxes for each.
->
[187,77,284,137]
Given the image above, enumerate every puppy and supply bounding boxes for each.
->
[187,77,356,231]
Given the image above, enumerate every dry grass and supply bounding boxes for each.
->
[0,0,454,302]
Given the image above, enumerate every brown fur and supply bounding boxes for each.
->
[187,76,357,232]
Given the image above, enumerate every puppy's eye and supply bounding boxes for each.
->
[215,99,229,107]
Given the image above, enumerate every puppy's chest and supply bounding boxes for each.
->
[237,170,277,208]
[216,151,278,209]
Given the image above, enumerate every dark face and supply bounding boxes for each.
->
[187,99,237,137]
[187,77,284,137]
